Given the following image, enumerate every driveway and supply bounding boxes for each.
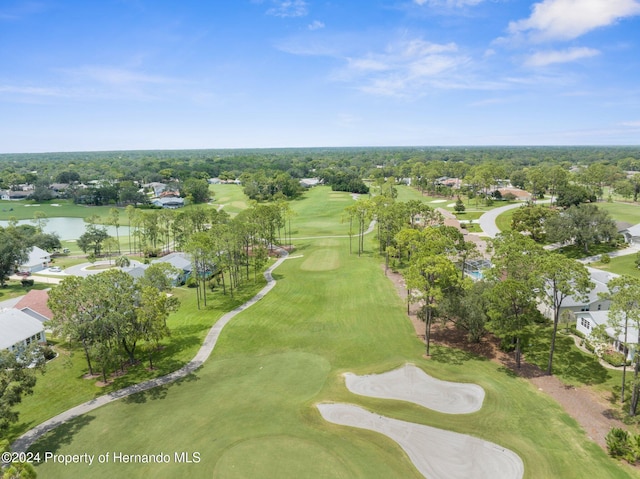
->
[62,260,145,278]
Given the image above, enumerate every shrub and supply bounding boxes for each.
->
[606,428,631,458]
[40,344,57,361]
[600,253,611,264]
[186,276,198,288]
[21,279,34,287]
[602,351,630,367]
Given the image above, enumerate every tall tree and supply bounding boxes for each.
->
[537,253,592,375]
[546,204,617,253]
[0,347,44,435]
[0,227,29,286]
[605,275,640,413]
[486,232,544,368]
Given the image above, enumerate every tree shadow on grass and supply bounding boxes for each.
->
[27,414,96,455]
[123,384,169,404]
[429,345,486,366]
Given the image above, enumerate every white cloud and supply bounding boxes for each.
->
[509,0,640,42]
[524,47,600,67]
[338,39,469,96]
[621,120,640,127]
[308,20,325,30]
[266,0,308,18]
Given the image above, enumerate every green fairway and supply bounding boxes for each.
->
[597,201,640,225]
[289,187,354,237]
[29,233,637,478]
[210,184,249,216]
[0,199,114,221]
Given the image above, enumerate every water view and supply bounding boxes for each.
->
[0,217,130,241]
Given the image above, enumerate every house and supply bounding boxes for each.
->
[575,310,639,361]
[0,190,31,201]
[152,252,193,284]
[299,178,322,188]
[0,309,46,352]
[19,246,52,273]
[541,268,614,320]
[621,223,640,245]
[15,290,53,322]
[123,252,194,285]
[497,187,532,201]
[152,197,185,209]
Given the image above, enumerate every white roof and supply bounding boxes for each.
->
[152,252,192,271]
[23,246,51,268]
[562,267,618,308]
[0,309,45,350]
[625,224,640,237]
[577,310,640,345]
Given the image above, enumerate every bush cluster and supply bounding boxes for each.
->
[606,428,640,463]
[601,351,630,367]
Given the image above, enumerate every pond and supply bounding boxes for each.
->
[0,217,130,240]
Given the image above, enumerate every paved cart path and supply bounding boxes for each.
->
[11,250,289,453]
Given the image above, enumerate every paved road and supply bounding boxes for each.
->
[11,249,290,453]
[477,202,526,238]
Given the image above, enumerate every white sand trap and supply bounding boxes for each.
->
[430,199,447,203]
[318,403,524,479]
[447,203,456,207]
[344,364,484,414]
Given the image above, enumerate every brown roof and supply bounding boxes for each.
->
[15,290,53,320]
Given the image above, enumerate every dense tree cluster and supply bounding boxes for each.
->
[48,270,179,381]
[240,170,302,201]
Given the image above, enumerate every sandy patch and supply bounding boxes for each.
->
[344,364,484,414]
[430,199,447,203]
[447,203,456,207]
[318,403,524,479]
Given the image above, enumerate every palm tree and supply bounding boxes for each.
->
[115,255,131,269]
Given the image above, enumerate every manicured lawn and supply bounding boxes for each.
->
[210,184,249,216]
[495,208,515,233]
[0,199,114,221]
[591,253,640,278]
[289,187,354,237]
[30,236,636,478]
[9,275,268,442]
[598,201,640,225]
[0,281,49,302]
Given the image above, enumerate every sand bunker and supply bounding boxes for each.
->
[318,403,524,479]
[344,364,484,414]
[430,199,447,203]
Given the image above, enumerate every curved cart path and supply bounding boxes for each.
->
[11,250,290,453]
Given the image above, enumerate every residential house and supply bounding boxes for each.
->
[152,252,193,284]
[152,196,185,209]
[575,310,639,361]
[15,290,53,323]
[0,190,31,201]
[19,246,52,273]
[0,309,46,352]
[123,252,194,285]
[541,268,614,320]
[299,178,322,188]
[621,223,640,245]
[497,187,532,201]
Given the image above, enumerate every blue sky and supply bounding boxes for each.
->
[1,0,639,153]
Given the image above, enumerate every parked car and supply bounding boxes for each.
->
[49,266,62,272]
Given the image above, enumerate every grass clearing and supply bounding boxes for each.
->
[591,253,640,278]
[30,236,637,478]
